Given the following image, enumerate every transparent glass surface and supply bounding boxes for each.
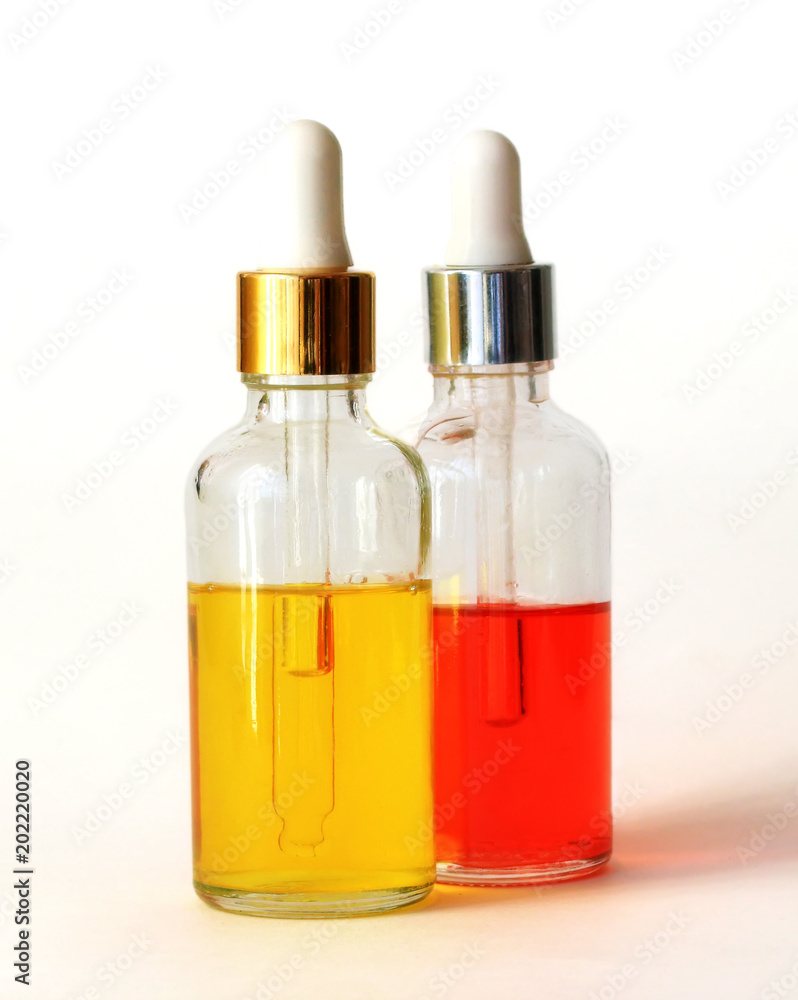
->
[417,364,612,885]
[187,375,434,916]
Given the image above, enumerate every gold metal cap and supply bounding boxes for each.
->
[237,270,375,376]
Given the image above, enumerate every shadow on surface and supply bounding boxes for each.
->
[419,775,798,911]
[616,779,798,876]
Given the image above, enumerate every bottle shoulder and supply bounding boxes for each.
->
[418,397,608,469]
[187,414,427,506]
[539,400,609,463]
[186,418,253,501]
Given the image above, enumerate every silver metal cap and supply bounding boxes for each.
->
[425,263,556,367]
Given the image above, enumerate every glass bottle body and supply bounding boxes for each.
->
[187,375,434,916]
[417,364,611,885]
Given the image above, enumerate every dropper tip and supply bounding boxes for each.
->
[445,130,533,268]
[262,119,353,271]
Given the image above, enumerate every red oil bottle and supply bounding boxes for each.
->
[418,131,612,884]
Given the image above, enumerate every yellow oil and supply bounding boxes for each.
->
[188,580,434,914]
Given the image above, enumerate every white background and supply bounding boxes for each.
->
[2,0,798,997]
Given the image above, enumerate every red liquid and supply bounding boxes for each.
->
[433,602,611,878]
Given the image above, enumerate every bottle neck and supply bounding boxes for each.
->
[242,374,371,422]
[429,361,551,408]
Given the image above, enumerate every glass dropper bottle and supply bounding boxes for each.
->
[417,131,612,885]
[186,120,434,916]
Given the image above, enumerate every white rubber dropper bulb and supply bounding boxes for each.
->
[261,119,353,271]
[445,130,533,267]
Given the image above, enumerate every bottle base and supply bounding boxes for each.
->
[194,879,435,918]
[436,851,611,886]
